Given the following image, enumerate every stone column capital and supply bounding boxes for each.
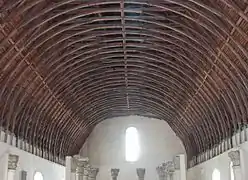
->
[156,165,166,180]
[84,165,91,176]
[162,161,175,174]
[111,168,120,180]
[136,168,145,180]
[73,155,89,175]
[8,154,19,170]
[88,167,99,179]
[228,150,240,166]
[73,155,89,166]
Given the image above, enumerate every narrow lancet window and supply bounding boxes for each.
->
[212,169,220,180]
[230,162,234,180]
[125,127,140,162]
[34,172,43,180]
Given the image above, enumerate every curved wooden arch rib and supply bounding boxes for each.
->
[0,0,237,159]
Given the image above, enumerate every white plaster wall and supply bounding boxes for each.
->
[187,141,248,180]
[80,115,186,180]
[0,142,65,180]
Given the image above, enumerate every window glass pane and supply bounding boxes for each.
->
[212,169,220,180]
[34,172,43,180]
[230,162,234,180]
[125,127,140,162]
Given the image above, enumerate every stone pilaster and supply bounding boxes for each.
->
[66,156,73,180]
[136,168,145,180]
[173,156,180,171]
[178,154,187,180]
[21,170,27,180]
[111,169,120,180]
[70,156,77,180]
[173,156,180,180]
[228,150,242,180]
[0,127,5,142]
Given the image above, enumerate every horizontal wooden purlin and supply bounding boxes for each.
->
[0,0,247,166]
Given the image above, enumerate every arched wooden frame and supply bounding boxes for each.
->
[0,0,247,166]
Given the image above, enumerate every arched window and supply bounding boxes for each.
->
[212,169,220,180]
[34,172,43,180]
[230,162,234,180]
[125,127,140,162]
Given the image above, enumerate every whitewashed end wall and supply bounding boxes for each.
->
[80,115,186,180]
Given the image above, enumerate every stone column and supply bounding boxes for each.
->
[7,154,19,180]
[71,171,76,180]
[0,127,5,142]
[156,165,166,180]
[228,150,242,180]
[173,156,180,180]
[21,170,27,180]
[70,157,77,180]
[74,156,89,180]
[111,169,120,180]
[178,154,187,180]
[83,165,90,180]
[88,167,99,180]
[66,156,73,180]
[136,168,145,180]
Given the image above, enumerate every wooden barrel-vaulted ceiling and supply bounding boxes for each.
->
[0,0,248,165]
